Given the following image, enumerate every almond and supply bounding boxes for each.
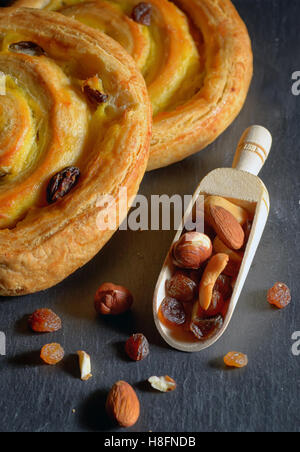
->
[204,196,249,225]
[106,381,140,428]
[209,206,245,250]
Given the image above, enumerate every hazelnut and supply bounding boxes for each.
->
[172,232,212,269]
[94,283,133,315]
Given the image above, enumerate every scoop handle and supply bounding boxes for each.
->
[232,125,272,176]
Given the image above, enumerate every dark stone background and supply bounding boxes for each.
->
[0,0,299,432]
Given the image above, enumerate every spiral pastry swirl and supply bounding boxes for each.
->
[16,0,253,170]
[0,8,151,295]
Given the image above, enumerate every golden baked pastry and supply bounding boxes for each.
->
[0,7,151,295]
[15,0,253,170]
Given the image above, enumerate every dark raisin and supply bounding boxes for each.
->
[190,314,223,340]
[83,85,108,105]
[223,260,241,278]
[166,272,197,303]
[160,297,186,325]
[131,2,152,26]
[9,41,46,56]
[214,275,232,300]
[125,333,149,361]
[47,166,80,204]
[205,290,225,317]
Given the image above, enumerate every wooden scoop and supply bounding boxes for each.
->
[153,126,272,352]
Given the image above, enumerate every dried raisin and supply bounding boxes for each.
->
[224,351,248,368]
[214,275,232,300]
[28,309,62,333]
[83,85,108,105]
[40,343,64,365]
[160,297,186,325]
[267,282,291,309]
[190,314,223,340]
[204,290,225,317]
[166,272,197,303]
[223,259,241,278]
[125,334,149,361]
[131,3,152,26]
[9,41,46,56]
[47,166,80,204]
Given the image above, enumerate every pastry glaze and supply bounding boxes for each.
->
[14,0,253,170]
[0,8,151,295]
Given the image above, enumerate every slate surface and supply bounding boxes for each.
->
[0,0,299,433]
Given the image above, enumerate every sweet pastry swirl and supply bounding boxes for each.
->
[0,8,151,295]
[15,0,253,170]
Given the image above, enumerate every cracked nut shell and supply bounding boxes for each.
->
[94,283,133,315]
[172,232,212,269]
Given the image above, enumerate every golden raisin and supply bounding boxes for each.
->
[125,334,149,361]
[40,343,65,365]
[267,282,291,309]
[28,308,62,333]
[224,351,248,368]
